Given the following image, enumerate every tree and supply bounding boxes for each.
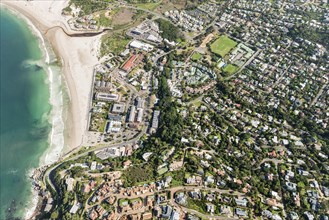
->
[50,211,59,219]
[156,19,181,41]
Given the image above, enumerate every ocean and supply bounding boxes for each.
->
[0,8,64,219]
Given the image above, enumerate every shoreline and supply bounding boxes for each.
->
[0,1,65,168]
[0,5,66,219]
[1,1,101,219]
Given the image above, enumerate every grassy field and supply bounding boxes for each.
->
[222,64,239,75]
[191,52,202,61]
[97,11,112,27]
[101,34,131,56]
[135,1,162,11]
[210,35,237,57]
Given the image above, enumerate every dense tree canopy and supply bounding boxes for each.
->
[156,19,181,41]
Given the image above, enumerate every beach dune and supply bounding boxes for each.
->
[2,0,101,158]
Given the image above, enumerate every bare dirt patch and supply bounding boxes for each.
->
[112,8,135,26]
[200,33,214,48]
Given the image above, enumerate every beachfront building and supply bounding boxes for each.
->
[96,92,119,102]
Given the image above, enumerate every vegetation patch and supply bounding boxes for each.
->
[156,18,181,41]
[191,52,202,61]
[222,64,239,75]
[135,1,162,11]
[97,11,112,27]
[210,35,237,57]
[101,34,131,56]
[69,0,111,15]
[122,165,155,186]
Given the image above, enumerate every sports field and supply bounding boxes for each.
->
[223,64,239,75]
[210,35,237,57]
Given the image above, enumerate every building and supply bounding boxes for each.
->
[96,92,119,102]
[69,203,80,214]
[66,178,74,191]
[289,212,299,220]
[136,97,145,109]
[90,161,97,170]
[142,212,153,220]
[286,182,297,191]
[206,203,215,213]
[121,54,138,72]
[235,198,248,207]
[161,205,173,219]
[170,210,180,220]
[107,121,122,133]
[112,103,125,113]
[151,110,160,128]
[130,40,154,52]
[108,114,122,122]
[128,106,136,122]
[137,109,143,123]
[235,208,247,217]
[129,20,163,44]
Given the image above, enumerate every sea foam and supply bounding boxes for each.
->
[2,7,66,220]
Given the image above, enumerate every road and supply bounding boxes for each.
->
[152,50,174,65]
[171,202,238,220]
[310,83,327,106]
[44,125,147,193]
[88,184,245,219]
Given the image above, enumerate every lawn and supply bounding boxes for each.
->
[222,64,239,75]
[191,52,202,61]
[210,35,237,57]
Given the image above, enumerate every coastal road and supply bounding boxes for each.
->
[44,126,147,192]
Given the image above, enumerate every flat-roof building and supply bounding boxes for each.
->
[152,110,160,128]
[136,97,145,109]
[108,114,122,122]
[96,92,119,102]
[112,103,125,113]
[128,106,136,122]
[137,108,143,123]
[106,121,121,133]
[130,40,154,52]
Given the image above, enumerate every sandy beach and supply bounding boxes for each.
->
[1,0,101,161]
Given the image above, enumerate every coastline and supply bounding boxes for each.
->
[0,4,67,162]
[1,1,101,219]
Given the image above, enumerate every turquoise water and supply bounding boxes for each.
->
[0,8,52,219]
